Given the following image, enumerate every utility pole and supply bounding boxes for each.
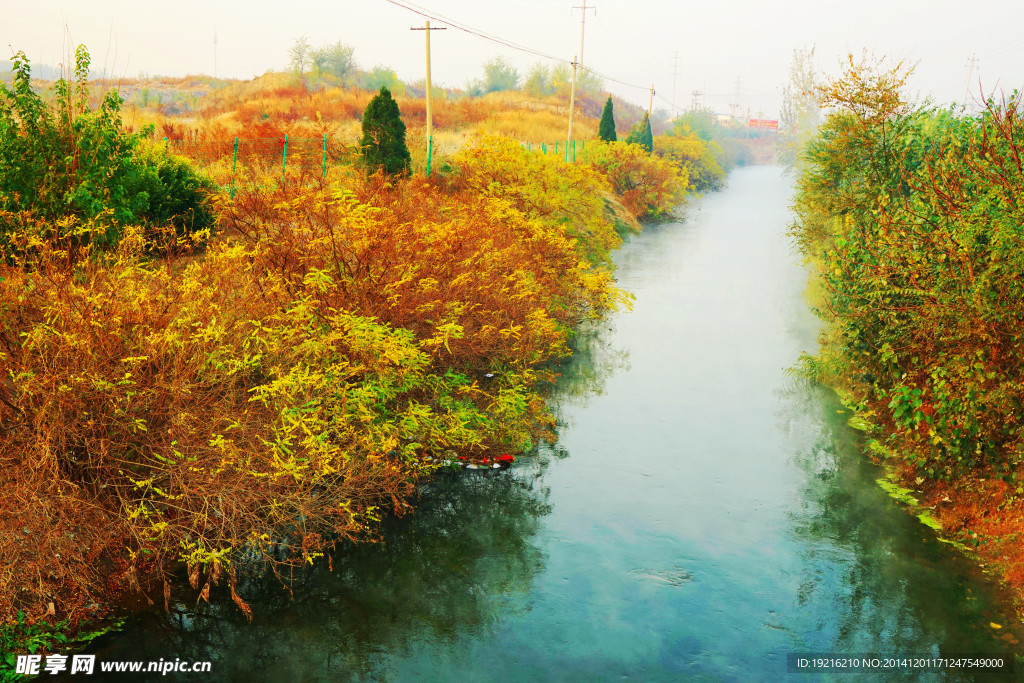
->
[567,0,595,159]
[411,21,446,176]
[964,53,979,108]
[671,51,679,113]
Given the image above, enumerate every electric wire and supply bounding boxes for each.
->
[581,65,649,91]
[382,0,571,64]
[381,0,654,94]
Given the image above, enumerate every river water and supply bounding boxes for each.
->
[76,166,1023,681]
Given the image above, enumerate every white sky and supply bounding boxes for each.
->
[5,0,1024,118]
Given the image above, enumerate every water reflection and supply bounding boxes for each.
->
[551,319,630,410]
[74,469,552,682]
[779,376,1023,680]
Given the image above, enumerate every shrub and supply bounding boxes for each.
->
[792,54,1024,482]
[579,139,688,220]
[655,135,725,192]
[624,112,653,152]
[0,223,473,628]
[447,135,624,267]
[131,146,220,236]
[0,46,217,250]
[0,159,633,630]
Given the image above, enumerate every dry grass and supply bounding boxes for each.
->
[113,72,604,150]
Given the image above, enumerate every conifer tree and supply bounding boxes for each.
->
[360,86,411,176]
[625,112,653,153]
[598,96,617,142]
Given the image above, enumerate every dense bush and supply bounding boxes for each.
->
[793,54,1024,483]
[0,46,217,250]
[578,139,688,221]
[133,146,219,236]
[655,135,726,192]
[0,225,444,626]
[447,135,628,266]
[624,112,653,152]
[0,136,633,632]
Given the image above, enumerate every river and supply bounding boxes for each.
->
[73,166,1023,681]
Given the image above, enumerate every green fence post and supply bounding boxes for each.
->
[282,134,288,185]
[323,134,328,179]
[426,135,433,178]
[542,142,547,154]
[555,141,559,157]
[572,139,576,163]
[231,137,238,200]
[528,142,532,152]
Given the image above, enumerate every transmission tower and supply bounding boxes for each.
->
[964,53,979,108]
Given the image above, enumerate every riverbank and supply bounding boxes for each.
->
[54,166,1024,680]
[790,56,1024,624]
[0,91,733,673]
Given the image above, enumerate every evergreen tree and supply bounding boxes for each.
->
[598,96,617,142]
[360,87,411,176]
[625,112,653,153]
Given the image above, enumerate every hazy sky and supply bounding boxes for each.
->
[6,0,1023,117]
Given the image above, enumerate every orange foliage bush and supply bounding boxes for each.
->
[0,134,636,630]
[446,135,628,267]
[0,225,443,625]
[578,140,689,221]
[1,47,708,646]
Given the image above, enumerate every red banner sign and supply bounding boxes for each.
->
[747,119,779,129]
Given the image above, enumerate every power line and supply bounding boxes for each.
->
[581,64,648,91]
[381,0,653,94]
[980,36,1024,60]
[657,93,686,114]
[381,0,569,64]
